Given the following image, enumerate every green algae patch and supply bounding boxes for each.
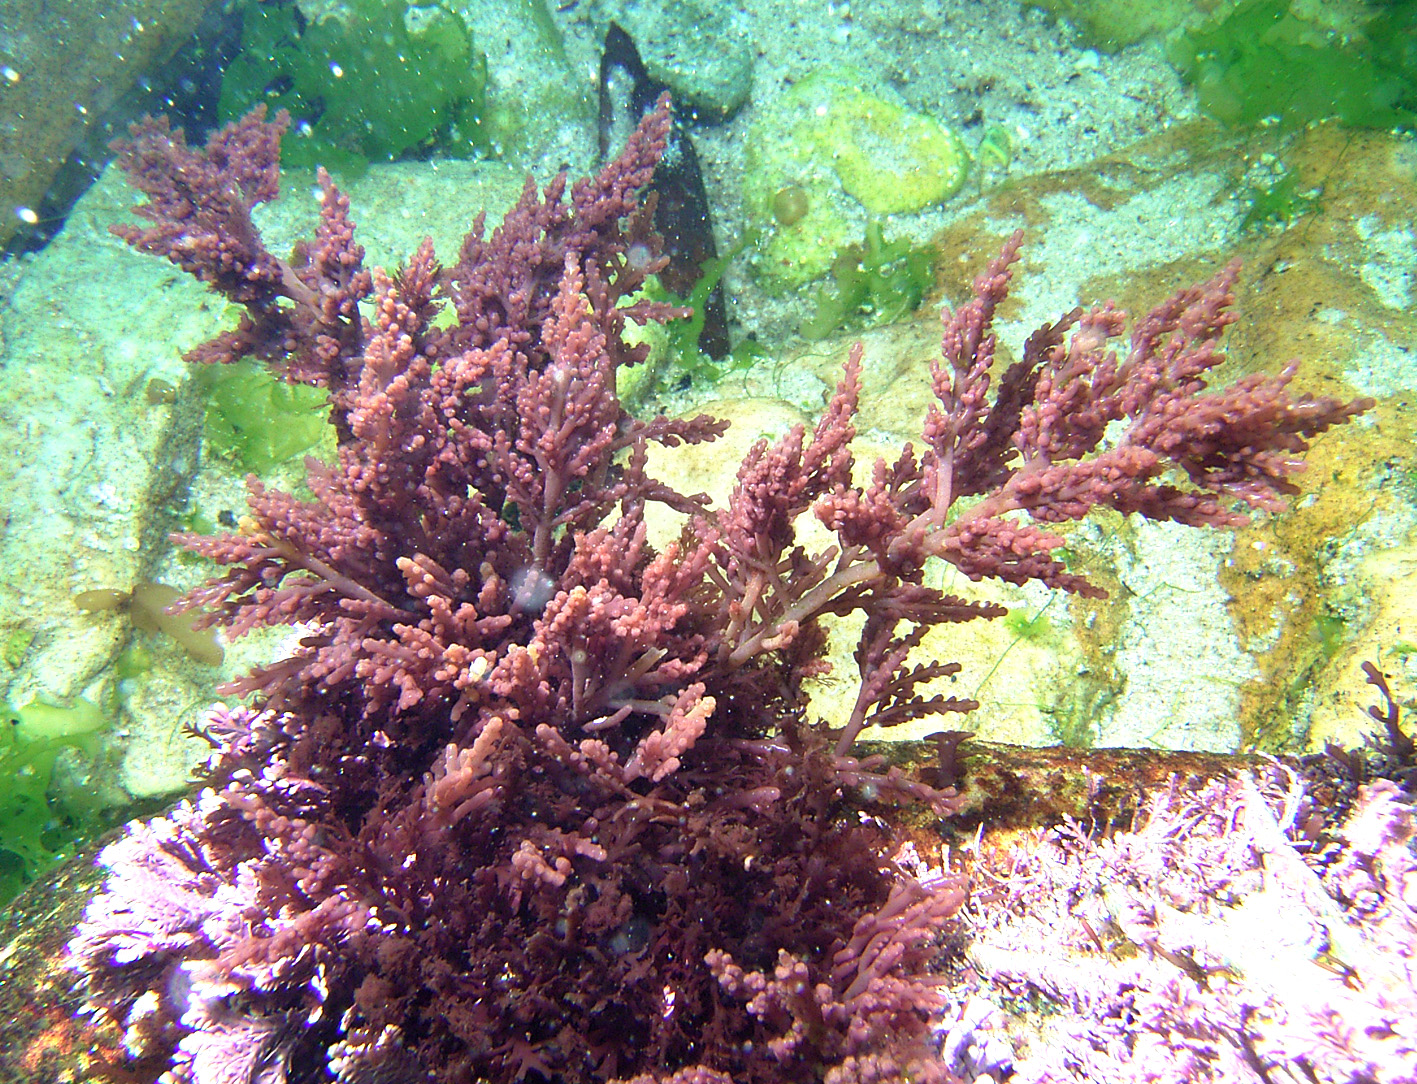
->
[219,0,489,175]
[1169,0,1417,133]
[8,696,106,744]
[745,68,968,288]
[800,221,938,339]
[196,358,334,475]
[0,695,108,903]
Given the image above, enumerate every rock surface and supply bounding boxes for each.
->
[0,0,210,251]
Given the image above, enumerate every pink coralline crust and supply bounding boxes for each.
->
[961,770,1417,1084]
[73,100,1371,1084]
[68,721,374,1082]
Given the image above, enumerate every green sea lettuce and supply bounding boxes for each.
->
[1170,0,1417,131]
[219,0,489,175]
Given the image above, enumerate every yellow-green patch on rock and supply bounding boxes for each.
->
[745,68,969,288]
[789,70,970,215]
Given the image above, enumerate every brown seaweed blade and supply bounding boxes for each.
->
[599,23,731,359]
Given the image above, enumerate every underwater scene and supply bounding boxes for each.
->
[0,0,1415,1080]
